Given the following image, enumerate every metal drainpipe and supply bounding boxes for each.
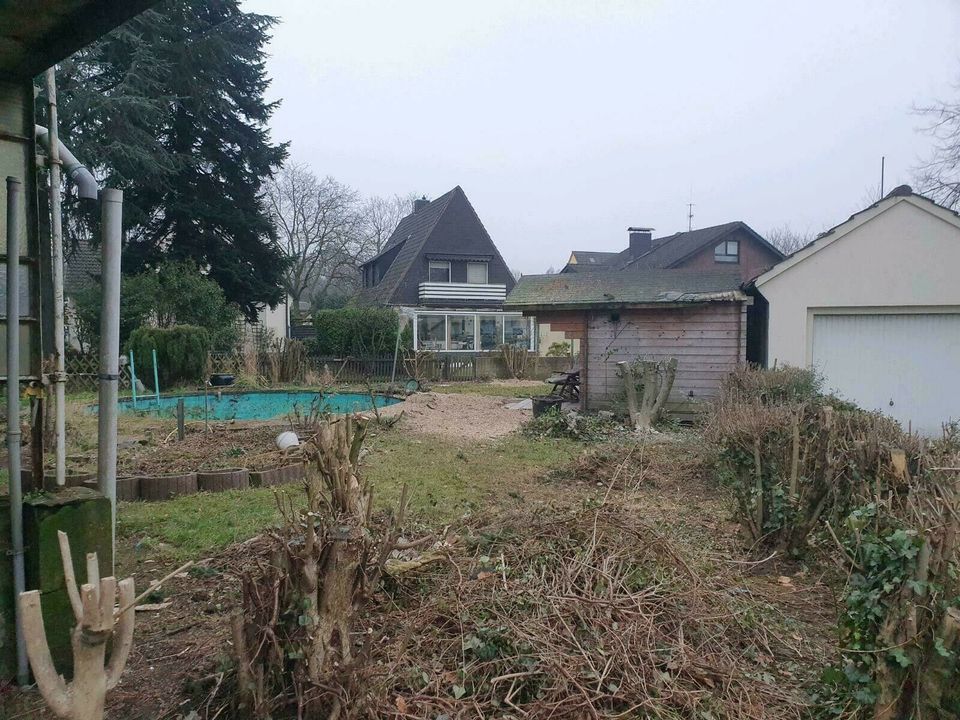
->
[34,125,97,201]
[6,176,29,686]
[97,189,123,563]
[45,68,67,489]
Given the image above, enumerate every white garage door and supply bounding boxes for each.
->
[812,313,960,436]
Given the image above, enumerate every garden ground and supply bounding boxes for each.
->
[4,380,841,719]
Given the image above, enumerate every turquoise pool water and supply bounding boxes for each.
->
[108,391,402,421]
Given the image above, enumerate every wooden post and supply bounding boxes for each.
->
[176,399,185,441]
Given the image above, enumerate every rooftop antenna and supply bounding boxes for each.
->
[880,156,885,198]
[687,201,694,232]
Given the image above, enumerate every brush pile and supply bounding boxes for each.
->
[330,502,814,719]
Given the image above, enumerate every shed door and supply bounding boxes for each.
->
[811,313,960,436]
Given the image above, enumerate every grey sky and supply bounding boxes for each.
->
[243,0,960,274]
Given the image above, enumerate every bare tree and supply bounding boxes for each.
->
[914,88,960,209]
[765,224,814,255]
[360,193,418,254]
[266,164,364,316]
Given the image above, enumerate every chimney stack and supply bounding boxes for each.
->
[413,196,430,213]
[628,227,654,258]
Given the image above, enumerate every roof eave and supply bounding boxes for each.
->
[505,290,748,313]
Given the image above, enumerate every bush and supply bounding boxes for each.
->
[312,308,403,356]
[127,325,211,389]
[71,260,242,353]
[720,364,823,405]
[545,341,571,357]
[523,408,621,442]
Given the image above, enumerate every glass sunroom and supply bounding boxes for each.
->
[414,311,536,352]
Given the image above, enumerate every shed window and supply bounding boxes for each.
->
[714,240,739,263]
[466,261,488,284]
[428,261,451,282]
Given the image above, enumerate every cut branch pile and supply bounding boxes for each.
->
[322,504,815,719]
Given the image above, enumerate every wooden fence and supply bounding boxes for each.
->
[63,351,576,393]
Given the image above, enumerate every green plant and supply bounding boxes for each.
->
[545,341,571,357]
[523,408,621,442]
[128,325,211,388]
[72,260,242,353]
[312,307,401,356]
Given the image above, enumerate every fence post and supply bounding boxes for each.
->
[176,398,185,441]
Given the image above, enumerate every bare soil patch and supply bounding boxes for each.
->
[380,391,530,440]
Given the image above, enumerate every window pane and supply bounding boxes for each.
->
[417,315,446,350]
[428,262,450,282]
[479,315,503,351]
[504,317,530,348]
[466,262,488,284]
[448,314,475,350]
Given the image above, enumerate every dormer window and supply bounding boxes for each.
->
[714,240,739,263]
[466,261,488,284]
[428,260,451,282]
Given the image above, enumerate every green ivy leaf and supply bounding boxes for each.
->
[452,684,467,699]
[889,648,912,668]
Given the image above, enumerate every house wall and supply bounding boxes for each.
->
[583,302,746,413]
[675,227,781,280]
[758,199,960,367]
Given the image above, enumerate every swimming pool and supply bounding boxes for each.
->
[108,390,402,422]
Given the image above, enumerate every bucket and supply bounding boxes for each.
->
[532,396,564,418]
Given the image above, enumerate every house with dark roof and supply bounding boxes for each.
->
[562,222,783,281]
[505,268,750,415]
[355,187,536,353]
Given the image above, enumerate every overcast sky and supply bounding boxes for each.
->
[243,0,960,274]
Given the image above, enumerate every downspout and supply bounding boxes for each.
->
[34,124,97,200]
[43,69,67,488]
[98,189,123,563]
[6,176,29,686]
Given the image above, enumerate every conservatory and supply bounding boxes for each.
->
[413,311,536,352]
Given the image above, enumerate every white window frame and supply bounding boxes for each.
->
[466,261,489,284]
[428,260,451,282]
[413,311,536,352]
[714,239,739,263]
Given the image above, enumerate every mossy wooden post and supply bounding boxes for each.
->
[18,531,135,720]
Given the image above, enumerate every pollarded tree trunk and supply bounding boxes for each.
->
[619,358,678,430]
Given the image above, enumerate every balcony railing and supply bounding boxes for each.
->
[419,282,507,303]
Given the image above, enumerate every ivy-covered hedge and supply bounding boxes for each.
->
[312,308,405,356]
[127,325,211,389]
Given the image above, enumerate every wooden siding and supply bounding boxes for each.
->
[583,303,746,413]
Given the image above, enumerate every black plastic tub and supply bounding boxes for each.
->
[532,396,564,417]
[209,373,236,387]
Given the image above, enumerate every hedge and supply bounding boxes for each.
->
[127,325,211,389]
[312,308,406,356]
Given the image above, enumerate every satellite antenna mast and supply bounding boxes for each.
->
[880,156,885,198]
[687,202,694,232]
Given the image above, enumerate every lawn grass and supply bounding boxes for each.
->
[430,382,548,398]
[118,428,580,563]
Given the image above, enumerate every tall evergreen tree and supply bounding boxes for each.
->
[54,0,288,320]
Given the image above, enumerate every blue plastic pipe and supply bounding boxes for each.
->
[129,350,137,409]
[152,348,160,411]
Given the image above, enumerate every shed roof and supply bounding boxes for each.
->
[505,268,746,311]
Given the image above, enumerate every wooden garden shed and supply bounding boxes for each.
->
[505,269,750,415]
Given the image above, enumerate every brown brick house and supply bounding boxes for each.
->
[561,222,783,281]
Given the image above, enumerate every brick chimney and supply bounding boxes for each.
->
[628,227,654,258]
[413,197,430,213]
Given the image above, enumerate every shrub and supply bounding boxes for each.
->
[71,260,242,353]
[545,341,571,357]
[523,408,621,442]
[127,325,211,388]
[719,364,823,405]
[313,308,401,356]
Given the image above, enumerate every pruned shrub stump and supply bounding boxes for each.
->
[197,468,250,493]
[139,472,198,502]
